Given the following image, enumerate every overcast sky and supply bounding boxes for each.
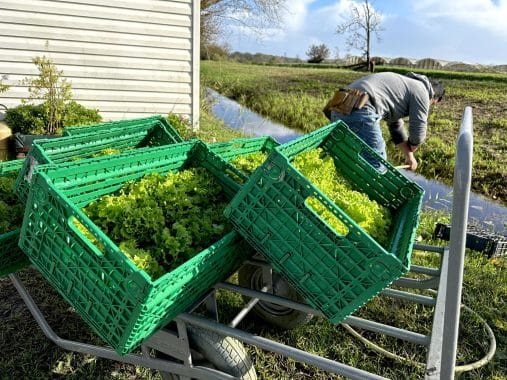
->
[221,0,507,65]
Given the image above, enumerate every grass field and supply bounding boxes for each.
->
[0,66,506,379]
[201,61,507,206]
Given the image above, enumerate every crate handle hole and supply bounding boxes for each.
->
[69,217,106,257]
[305,196,349,236]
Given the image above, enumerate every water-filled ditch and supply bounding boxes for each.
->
[207,89,506,234]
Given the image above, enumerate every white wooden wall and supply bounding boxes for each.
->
[0,0,200,128]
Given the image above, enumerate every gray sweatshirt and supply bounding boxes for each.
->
[348,72,434,145]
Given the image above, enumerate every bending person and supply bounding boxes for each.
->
[324,72,445,171]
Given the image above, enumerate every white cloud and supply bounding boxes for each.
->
[281,0,315,31]
[413,0,507,35]
[312,0,382,25]
[259,0,371,39]
[224,0,507,64]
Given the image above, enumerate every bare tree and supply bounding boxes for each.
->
[336,0,383,71]
[201,0,287,46]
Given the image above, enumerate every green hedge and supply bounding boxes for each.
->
[5,101,102,135]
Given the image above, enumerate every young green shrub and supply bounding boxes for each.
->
[4,104,46,134]
[63,101,102,127]
[20,50,72,135]
[5,102,102,135]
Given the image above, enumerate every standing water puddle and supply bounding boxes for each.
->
[207,89,506,234]
[207,89,303,143]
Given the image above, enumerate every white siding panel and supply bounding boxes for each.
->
[51,0,191,15]
[6,89,191,104]
[0,100,192,117]
[74,91,191,104]
[0,24,191,50]
[2,10,191,39]
[0,63,191,82]
[1,1,191,27]
[99,110,190,120]
[78,101,190,114]
[2,75,190,93]
[0,0,198,123]
[0,39,191,62]
[0,49,191,73]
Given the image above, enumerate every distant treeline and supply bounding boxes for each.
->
[202,46,507,77]
[228,51,304,64]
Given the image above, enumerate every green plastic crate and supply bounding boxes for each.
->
[0,159,30,277]
[208,136,279,162]
[225,120,425,324]
[18,140,258,355]
[15,115,183,202]
[63,115,182,138]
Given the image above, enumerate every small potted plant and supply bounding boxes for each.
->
[7,49,72,157]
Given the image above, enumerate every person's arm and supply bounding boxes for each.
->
[388,119,418,170]
[397,140,418,171]
[407,93,430,146]
[388,119,408,144]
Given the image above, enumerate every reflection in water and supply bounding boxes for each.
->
[207,89,303,143]
[402,171,506,233]
[207,89,506,234]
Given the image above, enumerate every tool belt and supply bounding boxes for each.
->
[323,88,369,120]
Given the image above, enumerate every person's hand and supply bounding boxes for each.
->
[397,141,418,171]
[404,151,418,171]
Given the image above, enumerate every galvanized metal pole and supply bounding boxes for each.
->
[9,273,235,380]
[426,107,473,379]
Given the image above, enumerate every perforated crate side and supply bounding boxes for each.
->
[434,223,507,257]
[0,159,25,174]
[63,115,183,144]
[225,121,424,324]
[63,116,158,136]
[208,136,279,162]
[19,140,254,355]
[15,117,183,202]
[278,121,423,210]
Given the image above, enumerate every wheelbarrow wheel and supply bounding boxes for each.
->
[238,264,313,329]
[159,325,257,380]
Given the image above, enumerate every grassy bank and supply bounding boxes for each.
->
[202,61,507,206]
[0,105,505,379]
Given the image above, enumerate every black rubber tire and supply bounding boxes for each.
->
[158,325,256,379]
[238,264,313,329]
[187,326,257,380]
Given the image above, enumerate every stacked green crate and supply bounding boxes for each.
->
[16,115,183,202]
[0,159,30,277]
[3,128,276,279]
[17,137,278,355]
[225,120,425,324]
[62,115,179,137]
[208,136,278,162]
[1,116,183,277]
